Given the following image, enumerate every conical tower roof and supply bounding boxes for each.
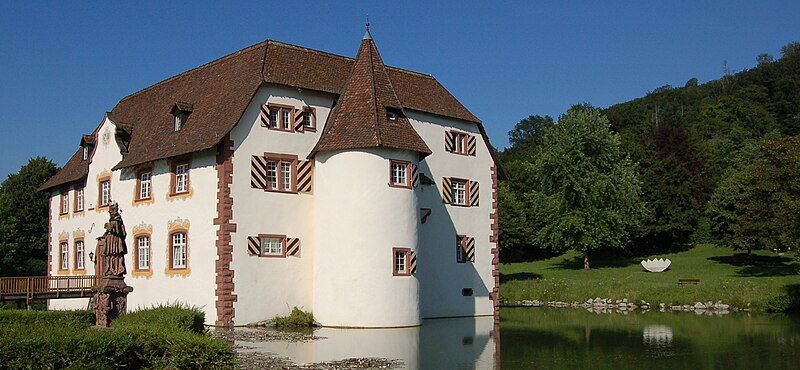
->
[313,32,431,157]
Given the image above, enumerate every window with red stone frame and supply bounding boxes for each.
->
[135,168,153,201]
[169,159,190,196]
[393,247,411,276]
[59,191,69,215]
[266,104,295,132]
[388,160,412,189]
[263,153,297,193]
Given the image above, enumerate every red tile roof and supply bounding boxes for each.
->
[313,35,431,156]
[41,38,497,191]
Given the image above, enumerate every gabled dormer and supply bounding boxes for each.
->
[79,135,95,161]
[171,101,193,132]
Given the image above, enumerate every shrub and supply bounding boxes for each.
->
[0,307,235,368]
[0,309,94,329]
[274,307,314,328]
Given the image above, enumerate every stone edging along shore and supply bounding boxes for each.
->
[505,298,750,315]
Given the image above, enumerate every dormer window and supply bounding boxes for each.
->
[171,102,193,132]
[79,134,94,161]
[82,146,89,160]
[387,111,397,121]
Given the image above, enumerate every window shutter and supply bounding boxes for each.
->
[444,131,455,152]
[409,251,417,274]
[411,164,419,188]
[251,156,268,189]
[287,238,301,257]
[259,104,270,127]
[247,236,260,256]
[469,181,479,207]
[294,108,304,132]
[297,160,313,193]
[465,237,475,262]
[442,177,452,204]
[467,135,477,156]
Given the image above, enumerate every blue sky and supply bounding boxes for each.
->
[1,1,798,179]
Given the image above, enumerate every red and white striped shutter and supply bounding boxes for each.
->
[294,108,305,132]
[251,156,267,189]
[444,131,455,152]
[287,238,301,257]
[409,251,417,274]
[411,164,419,188]
[467,135,477,156]
[442,177,452,204]
[259,104,270,127]
[297,160,313,193]
[469,181,479,207]
[247,236,260,256]
[465,237,476,262]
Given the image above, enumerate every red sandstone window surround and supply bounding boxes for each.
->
[74,238,85,270]
[302,107,316,132]
[135,168,153,201]
[59,191,69,215]
[169,231,188,270]
[451,178,468,206]
[263,152,297,193]
[389,160,412,189]
[74,186,84,212]
[266,104,295,132]
[98,178,111,208]
[59,241,69,271]
[169,158,191,196]
[134,234,151,271]
[393,247,411,276]
[258,234,287,257]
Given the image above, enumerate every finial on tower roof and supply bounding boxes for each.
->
[363,16,372,40]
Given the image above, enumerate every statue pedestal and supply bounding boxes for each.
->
[92,277,133,328]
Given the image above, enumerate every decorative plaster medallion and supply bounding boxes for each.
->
[132,222,153,236]
[102,127,111,146]
[168,217,190,231]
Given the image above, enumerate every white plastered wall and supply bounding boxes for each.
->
[313,148,421,328]
[408,111,495,319]
[48,115,218,322]
[228,84,334,325]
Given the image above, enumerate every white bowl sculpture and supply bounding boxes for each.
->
[641,258,671,272]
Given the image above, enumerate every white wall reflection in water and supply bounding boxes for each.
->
[643,325,674,346]
[237,316,498,369]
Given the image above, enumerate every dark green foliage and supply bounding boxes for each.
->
[0,157,58,276]
[274,307,314,328]
[708,136,800,254]
[0,306,235,369]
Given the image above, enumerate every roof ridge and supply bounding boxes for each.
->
[367,40,381,146]
[267,39,435,79]
[116,40,269,105]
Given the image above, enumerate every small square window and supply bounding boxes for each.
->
[260,236,285,257]
[389,160,411,188]
[451,179,467,206]
[393,248,411,276]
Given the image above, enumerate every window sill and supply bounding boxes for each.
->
[73,210,85,216]
[72,268,87,276]
[165,266,190,277]
[96,204,110,212]
[132,269,153,278]
[56,269,71,276]
[392,271,412,277]
[263,188,297,195]
[58,213,70,220]
[167,189,193,201]
[133,197,155,207]
[266,126,295,133]
[388,182,412,189]
[259,253,287,258]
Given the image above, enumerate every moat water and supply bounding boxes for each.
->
[235,307,800,369]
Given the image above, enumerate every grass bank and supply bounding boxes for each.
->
[0,306,235,368]
[500,244,800,312]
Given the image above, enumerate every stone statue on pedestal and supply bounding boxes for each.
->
[91,202,133,327]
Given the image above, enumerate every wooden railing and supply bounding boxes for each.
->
[0,275,97,300]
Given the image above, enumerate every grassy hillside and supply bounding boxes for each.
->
[500,244,800,312]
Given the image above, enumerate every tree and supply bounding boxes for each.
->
[0,157,58,276]
[707,136,800,255]
[781,41,800,58]
[531,106,646,269]
[757,53,774,66]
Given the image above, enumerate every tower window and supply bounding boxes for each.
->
[393,248,411,276]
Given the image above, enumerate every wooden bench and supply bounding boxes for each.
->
[677,278,700,285]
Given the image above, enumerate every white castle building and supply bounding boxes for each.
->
[40,30,503,327]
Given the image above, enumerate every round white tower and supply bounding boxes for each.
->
[313,148,420,327]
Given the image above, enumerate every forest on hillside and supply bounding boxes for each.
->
[500,42,800,263]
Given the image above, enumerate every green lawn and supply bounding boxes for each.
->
[500,244,800,312]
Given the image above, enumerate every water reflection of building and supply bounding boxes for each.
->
[238,316,498,369]
[643,325,674,346]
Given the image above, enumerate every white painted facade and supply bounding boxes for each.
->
[47,82,496,327]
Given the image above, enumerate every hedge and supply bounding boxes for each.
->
[0,306,235,369]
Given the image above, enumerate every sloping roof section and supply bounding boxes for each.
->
[313,36,431,156]
[38,148,89,191]
[41,38,495,190]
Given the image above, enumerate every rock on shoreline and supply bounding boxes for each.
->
[510,298,739,315]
